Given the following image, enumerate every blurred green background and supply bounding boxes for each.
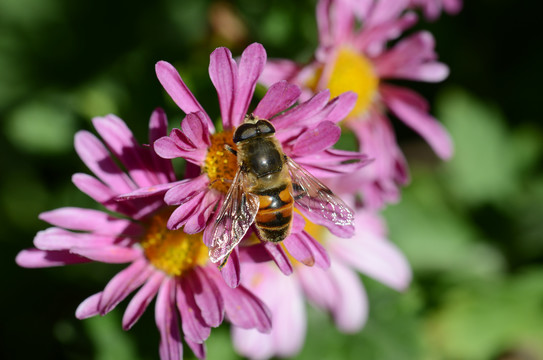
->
[2,0,542,359]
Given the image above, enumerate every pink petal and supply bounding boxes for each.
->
[297,263,337,311]
[72,173,138,216]
[444,0,463,14]
[282,234,314,266]
[166,191,206,230]
[365,0,410,26]
[293,148,370,178]
[211,271,272,333]
[219,247,241,288]
[92,115,158,187]
[99,258,153,314]
[183,190,217,234]
[268,275,306,357]
[69,246,141,264]
[331,231,412,291]
[291,212,306,234]
[155,61,212,131]
[309,91,358,125]
[300,231,331,269]
[254,81,301,120]
[126,197,167,222]
[16,248,90,268]
[164,175,209,206]
[185,338,206,360]
[346,113,409,207]
[155,279,183,360]
[328,0,356,44]
[291,121,340,156]
[181,112,211,148]
[238,243,274,263]
[149,108,177,183]
[380,84,453,159]
[375,31,449,82]
[316,0,331,45]
[123,271,166,330]
[154,133,207,164]
[209,47,238,129]
[259,59,301,87]
[39,207,141,235]
[232,266,305,359]
[272,90,330,131]
[326,260,368,332]
[354,12,418,56]
[33,228,117,251]
[231,43,267,127]
[188,267,225,327]
[74,131,135,193]
[76,293,102,319]
[176,279,211,344]
[232,326,274,359]
[116,180,184,201]
[264,242,293,275]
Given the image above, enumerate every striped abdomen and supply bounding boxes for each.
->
[253,182,293,243]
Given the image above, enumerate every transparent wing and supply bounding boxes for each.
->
[208,169,259,263]
[287,157,354,227]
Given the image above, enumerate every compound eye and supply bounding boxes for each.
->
[256,120,275,135]
[233,124,257,143]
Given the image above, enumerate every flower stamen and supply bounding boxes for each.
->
[326,46,379,118]
[141,212,208,276]
[203,130,238,194]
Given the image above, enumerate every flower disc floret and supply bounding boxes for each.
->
[203,130,238,194]
[141,211,208,276]
[326,47,379,118]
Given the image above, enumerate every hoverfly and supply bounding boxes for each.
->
[209,114,353,265]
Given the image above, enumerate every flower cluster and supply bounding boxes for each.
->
[16,0,459,359]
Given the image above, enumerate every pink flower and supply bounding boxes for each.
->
[122,43,368,286]
[410,0,463,21]
[15,111,272,360]
[261,0,453,209]
[231,210,412,359]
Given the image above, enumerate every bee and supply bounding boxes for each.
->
[209,114,353,265]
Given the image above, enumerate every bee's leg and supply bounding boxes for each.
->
[224,144,237,156]
[218,253,230,269]
[209,178,233,188]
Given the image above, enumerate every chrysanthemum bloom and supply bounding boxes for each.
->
[410,0,463,21]
[231,210,412,359]
[123,43,368,287]
[260,0,453,209]
[15,111,272,360]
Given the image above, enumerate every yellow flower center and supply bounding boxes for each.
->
[202,130,238,194]
[324,46,379,118]
[141,211,208,276]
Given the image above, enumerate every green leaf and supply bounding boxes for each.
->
[5,99,76,154]
[425,269,543,360]
[83,312,139,360]
[436,88,518,205]
[384,173,504,277]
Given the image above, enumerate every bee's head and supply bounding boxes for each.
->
[233,116,275,143]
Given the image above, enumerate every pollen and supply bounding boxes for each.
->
[203,130,238,194]
[326,46,379,119]
[141,211,208,276]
